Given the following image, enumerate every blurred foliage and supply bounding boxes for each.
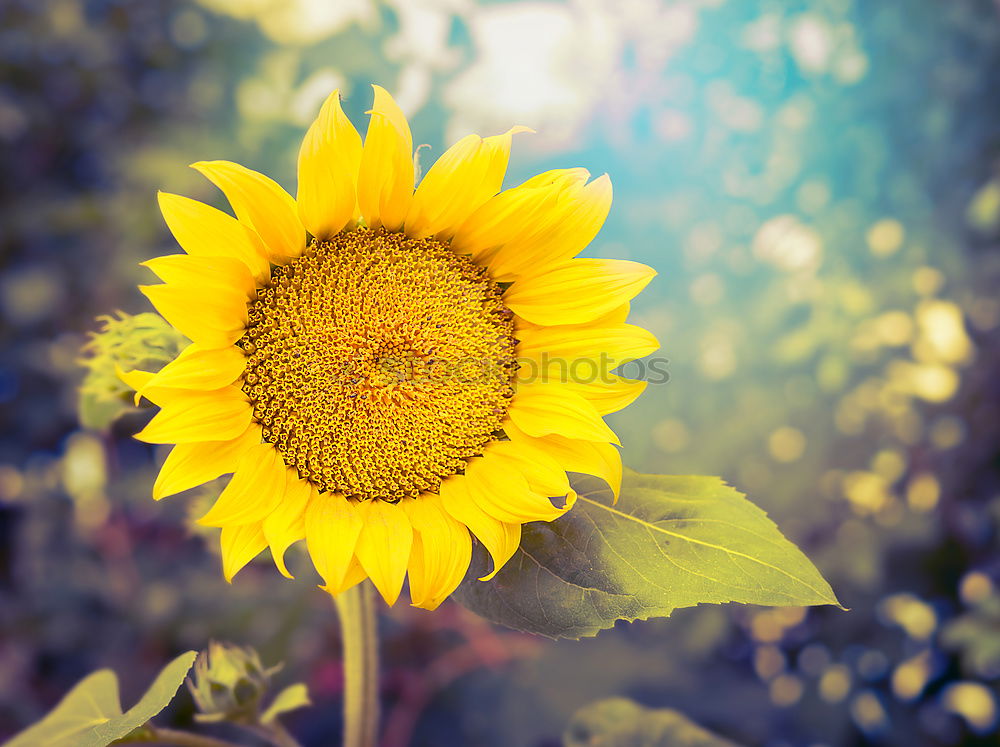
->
[564,697,738,747]
[942,594,1000,681]
[1,0,999,745]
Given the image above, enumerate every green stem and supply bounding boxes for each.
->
[263,721,302,747]
[120,725,243,747]
[235,722,303,747]
[333,581,380,747]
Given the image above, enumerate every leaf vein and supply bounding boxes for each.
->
[580,496,834,601]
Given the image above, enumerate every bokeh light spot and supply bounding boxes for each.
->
[906,473,941,513]
[941,682,997,734]
[866,219,905,257]
[768,426,806,463]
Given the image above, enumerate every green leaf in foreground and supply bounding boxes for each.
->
[454,472,840,639]
[564,697,741,747]
[3,651,196,747]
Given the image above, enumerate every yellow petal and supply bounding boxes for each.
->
[197,443,286,526]
[140,283,248,349]
[305,492,363,590]
[403,494,472,610]
[515,301,631,333]
[504,259,655,326]
[325,555,368,596]
[157,192,271,282]
[516,167,592,190]
[505,421,622,500]
[463,454,571,523]
[486,173,613,281]
[515,324,660,374]
[353,499,413,606]
[220,522,267,582]
[117,366,159,406]
[120,359,245,413]
[357,85,414,231]
[142,254,257,300]
[152,423,262,500]
[191,160,304,262]
[120,355,245,408]
[141,344,246,396]
[508,381,621,445]
[297,89,363,239]
[439,474,521,581]
[559,376,648,416]
[450,168,586,262]
[262,470,311,579]
[482,438,571,498]
[405,126,530,240]
[134,386,252,444]
[599,302,632,325]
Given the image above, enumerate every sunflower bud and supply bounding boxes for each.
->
[77,311,187,429]
[187,641,281,723]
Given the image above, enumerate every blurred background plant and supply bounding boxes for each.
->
[1,0,999,744]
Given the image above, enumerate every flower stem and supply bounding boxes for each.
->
[263,721,302,747]
[333,581,380,747]
[123,725,244,747]
[237,722,303,747]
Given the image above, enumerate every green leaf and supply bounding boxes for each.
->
[85,651,197,746]
[564,697,741,747]
[3,652,197,747]
[454,472,840,639]
[260,683,311,725]
[2,671,121,747]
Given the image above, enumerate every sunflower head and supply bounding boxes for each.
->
[241,228,517,502]
[123,85,658,610]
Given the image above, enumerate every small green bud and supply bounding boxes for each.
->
[186,641,282,724]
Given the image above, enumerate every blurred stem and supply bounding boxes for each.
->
[238,721,302,747]
[334,581,380,747]
[262,721,301,747]
[123,725,243,747]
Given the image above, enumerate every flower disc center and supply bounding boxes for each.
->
[239,228,517,501]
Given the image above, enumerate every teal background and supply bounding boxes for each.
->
[2,0,1000,744]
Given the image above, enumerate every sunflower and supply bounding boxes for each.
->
[121,85,658,610]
